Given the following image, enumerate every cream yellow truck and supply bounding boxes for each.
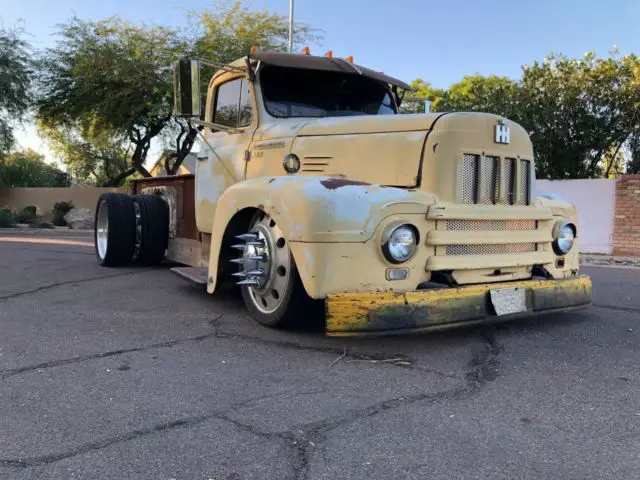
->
[93,51,592,336]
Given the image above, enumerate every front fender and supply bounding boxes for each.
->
[207,176,437,293]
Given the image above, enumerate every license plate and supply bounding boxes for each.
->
[490,287,527,316]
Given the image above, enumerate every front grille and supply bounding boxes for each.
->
[446,243,537,256]
[479,156,500,204]
[517,159,531,205]
[459,154,476,204]
[459,155,531,205]
[446,219,536,231]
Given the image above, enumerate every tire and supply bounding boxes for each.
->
[94,193,136,267]
[133,194,169,265]
[236,212,319,329]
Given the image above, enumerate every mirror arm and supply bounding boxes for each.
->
[188,119,240,134]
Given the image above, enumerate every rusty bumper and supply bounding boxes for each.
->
[325,276,592,337]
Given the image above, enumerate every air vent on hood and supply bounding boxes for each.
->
[300,155,332,174]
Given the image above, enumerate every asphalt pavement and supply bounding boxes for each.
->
[0,230,638,480]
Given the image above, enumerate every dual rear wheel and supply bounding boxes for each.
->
[94,192,169,267]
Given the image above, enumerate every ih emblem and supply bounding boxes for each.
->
[495,118,510,144]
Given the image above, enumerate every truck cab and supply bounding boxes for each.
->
[95,51,592,336]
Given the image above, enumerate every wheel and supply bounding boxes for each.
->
[94,193,136,267]
[133,194,169,265]
[233,212,313,328]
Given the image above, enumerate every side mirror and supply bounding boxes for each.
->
[173,59,201,118]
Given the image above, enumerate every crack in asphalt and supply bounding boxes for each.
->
[0,314,457,382]
[593,303,640,313]
[221,327,503,480]
[214,329,460,380]
[0,270,151,302]
[0,327,503,479]
[0,314,225,379]
[0,390,322,476]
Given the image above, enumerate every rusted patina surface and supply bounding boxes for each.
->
[325,276,592,336]
[320,178,371,190]
[133,175,197,240]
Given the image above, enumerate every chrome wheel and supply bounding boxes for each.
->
[96,201,109,260]
[232,214,291,314]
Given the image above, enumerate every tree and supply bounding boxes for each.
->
[37,120,132,186]
[517,53,640,179]
[36,3,320,181]
[0,26,32,154]
[36,17,187,181]
[399,79,444,114]
[432,75,519,118]
[408,52,640,179]
[160,0,320,175]
[0,149,71,187]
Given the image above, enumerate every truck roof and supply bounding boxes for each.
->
[217,51,412,91]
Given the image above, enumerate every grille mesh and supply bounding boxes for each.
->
[446,243,536,256]
[517,159,531,205]
[446,219,536,231]
[479,156,499,204]
[458,155,531,206]
[498,158,516,205]
[459,154,477,204]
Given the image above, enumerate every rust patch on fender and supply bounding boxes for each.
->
[320,178,371,190]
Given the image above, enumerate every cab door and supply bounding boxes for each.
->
[196,75,256,233]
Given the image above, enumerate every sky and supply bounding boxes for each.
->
[2,0,640,164]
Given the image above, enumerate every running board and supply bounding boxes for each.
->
[171,267,208,287]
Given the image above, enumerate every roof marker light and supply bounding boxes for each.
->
[346,55,354,63]
[325,50,333,58]
[302,46,311,55]
[250,45,258,53]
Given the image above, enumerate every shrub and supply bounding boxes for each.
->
[0,208,15,228]
[52,201,74,226]
[14,206,37,224]
[23,205,37,216]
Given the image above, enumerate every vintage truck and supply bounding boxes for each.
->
[93,50,592,336]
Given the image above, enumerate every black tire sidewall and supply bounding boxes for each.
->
[94,193,136,267]
[133,195,169,265]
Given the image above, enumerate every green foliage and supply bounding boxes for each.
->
[0,208,15,228]
[399,79,444,114]
[0,27,32,154]
[36,2,320,185]
[192,0,320,64]
[14,206,37,224]
[52,201,74,226]
[0,149,71,187]
[36,17,187,180]
[37,120,131,186]
[411,52,640,179]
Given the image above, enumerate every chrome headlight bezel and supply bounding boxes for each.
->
[381,223,419,264]
[552,221,576,255]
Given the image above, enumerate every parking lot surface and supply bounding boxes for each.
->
[0,230,638,480]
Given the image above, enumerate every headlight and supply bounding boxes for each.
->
[553,221,576,255]
[382,224,418,263]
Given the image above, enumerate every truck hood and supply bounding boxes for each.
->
[288,113,444,187]
[296,113,442,136]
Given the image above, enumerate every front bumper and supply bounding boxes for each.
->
[325,276,592,337]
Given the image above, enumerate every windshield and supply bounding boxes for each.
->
[260,65,397,118]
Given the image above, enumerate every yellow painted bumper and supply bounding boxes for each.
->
[326,276,592,337]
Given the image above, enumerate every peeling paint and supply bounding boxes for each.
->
[320,178,370,190]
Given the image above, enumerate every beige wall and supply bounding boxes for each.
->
[0,187,127,216]
[536,179,616,254]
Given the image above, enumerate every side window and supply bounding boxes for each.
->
[212,78,252,129]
